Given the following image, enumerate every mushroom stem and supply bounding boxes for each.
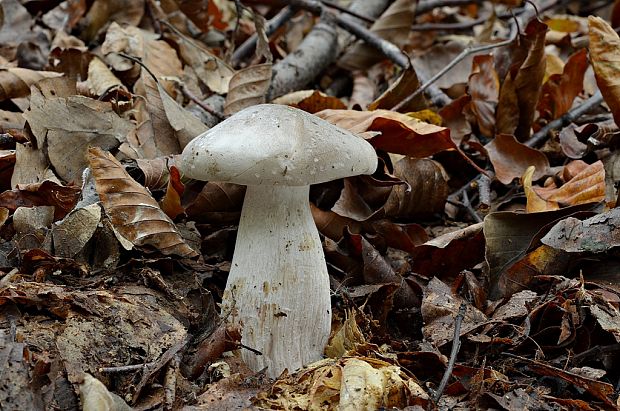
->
[222,184,331,378]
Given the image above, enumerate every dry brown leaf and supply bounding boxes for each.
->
[339,0,415,70]
[272,90,346,113]
[167,29,234,94]
[158,82,208,149]
[11,144,50,189]
[23,86,133,184]
[486,134,551,185]
[315,109,455,157]
[383,157,449,219]
[496,19,548,141]
[534,161,606,206]
[0,68,62,101]
[523,166,559,213]
[52,203,102,258]
[369,64,426,112]
[86,57,124,97]
[224,63,272,116]
[466,54,499,138]
[88,147,198,257]
[176,0,228,32]
[159,165,185,220]
[81,0,145,42]
[589,16,620,127]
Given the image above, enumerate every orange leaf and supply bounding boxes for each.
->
[523,166,558,213]
[160,165,185,220]
[533,161,605,206]
[315,109,454,158]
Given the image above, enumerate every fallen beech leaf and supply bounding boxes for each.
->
[589,16,620,127]
[23,87,132,184]
[383,157,449,219]
[272,90,346,113]
[185,182,246,224]
[160,165,185,220]
[0,180,80,220]
[339,0,415,70]
[325,310,367,358]
[79,373,132,411]
[158,82,208,149]
[523,166,559,213]
[315,109,455,157]
[369,64,426,112]
[496,19,548,141]
[534,161,605,206]
[311,203,363,241]
[486,134,550,185]
[439,95,472,144]
[52,204,102,259]
[81,0,144,42]
[349,72,376,110]
[136,156,172,191]
[0,67,62,101]
[86,57,124,97]
[224,63,272,116]
[466,54,499,137]
[88,147,198,257]
[177,0,228,32]
[537,48,588,123]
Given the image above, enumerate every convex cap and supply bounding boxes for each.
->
[181,104,377,186]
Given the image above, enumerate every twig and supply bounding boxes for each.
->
[526,90,604,148]
[433,303,466,403]
[462,189,482,222]
[231,6,297,66]
[99,362,154,373]
[163,354,179,411]
[411,7,525,32]
[477,173,493,211]
[180,84,226,121]
[321,0,374,24]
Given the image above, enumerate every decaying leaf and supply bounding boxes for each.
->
[87,147,198,257]
[272,90,346,113]
[369,64,426,112]
[523,166,559,213]
[533,160,605,206]
[466,54,499,137]
[589,16,620,127]
[224,63,272,116]
[0,67,62,101]
[316,109,455,158]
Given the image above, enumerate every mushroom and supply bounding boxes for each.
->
[180,104,377,378]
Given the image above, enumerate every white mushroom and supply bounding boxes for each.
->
[180,104,377,378]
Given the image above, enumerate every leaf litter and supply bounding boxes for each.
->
[3,0,620,410]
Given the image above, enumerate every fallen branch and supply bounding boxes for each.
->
[433,303,466,402]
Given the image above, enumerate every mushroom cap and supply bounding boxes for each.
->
[180,104,377,186]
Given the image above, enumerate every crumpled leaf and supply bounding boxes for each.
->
[523,166,559,213]
[252,357,429,410]
[0,67,62,101]
[466,54,499,138]
[339,0,415,70]
[316,109,455,157]
[52,203,102,259]
[589,16,620,127]
[369,64,426,112]
[86,56,125,97]
[159,165,184,220]
[325,310,368,358]
[496,19,548,141]
[23,86,133,184]
[533,160,606,206]
[87,147,198,257]
[486,134,551,185]
[224,63,272,116]
[537,48,588,123]
[0,180,80,220]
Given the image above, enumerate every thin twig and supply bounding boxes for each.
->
[320,0,374,23]
[411,7,525,32]
[462,189,483,222]
[180,84,226,121]
[99,362,154,373]
[416,0,482,15]
[526,91,604,148]
[433,303,466,403]
[477,173,493,211]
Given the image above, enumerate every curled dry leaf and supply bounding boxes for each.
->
[589,16,620,127]
[87,147,198,258]
[86,57,124,97]
[224,63,272,116]
[466,54,499,138]
[158,82,208,149]
[383,157,449,219]
[486,134,551,185]
[159,165,184,220]
[184,182,246,224]
[339,0,415,70]
[315,109,455,158]
[496,19,548,142]
[537,48,588,123]
[369,64,426,112]
[0,180,80,220]
[81,0,144,42]
[523,166,559,213]
[272,90,346,113]
[533,160,606,206]
[0,67,62,101]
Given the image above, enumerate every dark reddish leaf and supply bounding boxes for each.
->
[486,134,550,185]
[465,54,499,138]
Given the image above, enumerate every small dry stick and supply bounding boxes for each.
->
[180,84,226,121]
[163,354,179,411]
[477,173,493,211]
[433,303,466,403]
[99,362,154,373]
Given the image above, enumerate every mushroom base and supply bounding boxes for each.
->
[221,185,331,378]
